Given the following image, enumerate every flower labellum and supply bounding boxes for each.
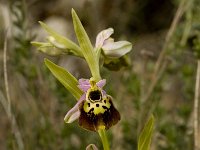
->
[64,78,120,132]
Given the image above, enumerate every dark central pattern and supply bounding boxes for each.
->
[79,98,121,132]
[89,90,101,101]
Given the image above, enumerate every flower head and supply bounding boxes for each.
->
[95,28,132,58]
[64,78,120,132]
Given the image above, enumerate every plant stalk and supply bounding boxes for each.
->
[194,60,200,150]
[98,129,110,150]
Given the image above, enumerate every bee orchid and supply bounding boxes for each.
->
[64,78,120,131]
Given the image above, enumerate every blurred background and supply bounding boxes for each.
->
[0,0,200,149]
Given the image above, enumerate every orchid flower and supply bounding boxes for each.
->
[31,9,155,150]
[95,28,132,58]
[33,9,128,149]
[64,78,120,132]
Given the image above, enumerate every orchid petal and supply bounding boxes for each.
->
[65,110,80,123]
[95,28,114,48]
[96,79,106,88]
[102,41,132,58]
[47,36,67,49]
[78,79,90,86]
[78,79,91,92]
[78,85,91,92]
[64,94,86,123]
[103,38,114,45]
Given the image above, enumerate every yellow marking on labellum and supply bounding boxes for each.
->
[78,79,120,131]
[83,96,111,115]
[79,95,121,132]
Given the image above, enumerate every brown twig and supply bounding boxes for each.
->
[3,29,11,116]
[138,0,188,132]
[2,30,24,150]
[154,0,187,76]
[141,0,187,106]
[0,91,24,150]
[194,60,200,150]
[180,0,193,46]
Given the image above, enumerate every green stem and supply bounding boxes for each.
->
[98,129,110,150]
[90,61,101,82]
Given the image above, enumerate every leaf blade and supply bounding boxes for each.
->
[44,58,83,100]
[138,115,155,150]
[39,21,83,57]
[71,9,101,81]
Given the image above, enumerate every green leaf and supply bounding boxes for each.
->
[138,115,155,150]
[44,58,83,100]
[71,9,101,81]
[39,21,83,57]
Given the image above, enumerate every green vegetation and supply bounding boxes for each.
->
[0,0,200,149]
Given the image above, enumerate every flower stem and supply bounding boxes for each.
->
[98,129,110,150]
